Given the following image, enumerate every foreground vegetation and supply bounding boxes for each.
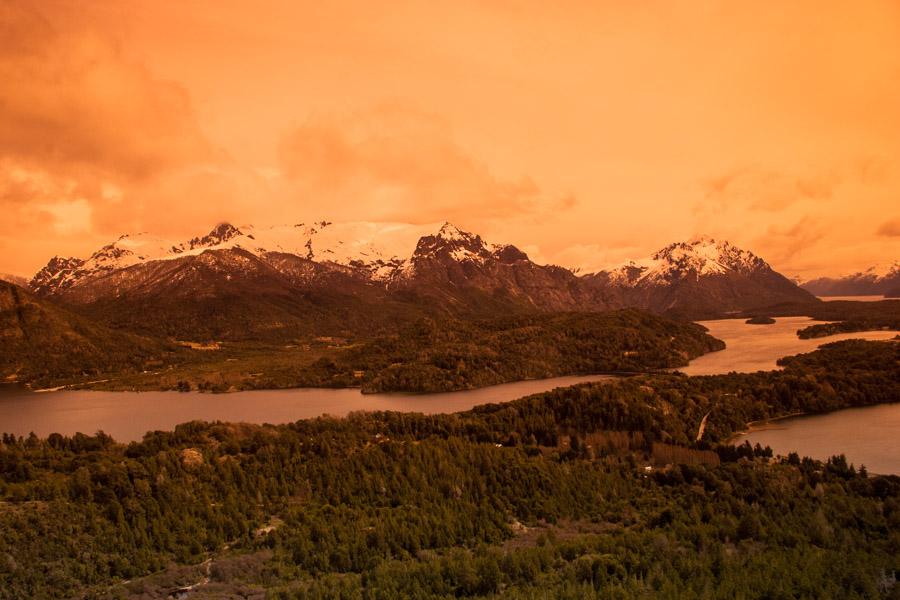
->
[1,340,897,598]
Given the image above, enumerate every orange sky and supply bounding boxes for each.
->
[2,0,899,278]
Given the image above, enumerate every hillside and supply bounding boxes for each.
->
[0,281,175,386]
[89,310,725,393]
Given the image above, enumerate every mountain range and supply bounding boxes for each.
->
[801,262,900,297]
[22,221,815,340]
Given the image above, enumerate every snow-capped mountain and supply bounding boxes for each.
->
[801,262,900,297]
[27,223,814,339]
[586,236,815,316]
[29,221,613,339]
[602,237,770,285]
[30,221,445,295]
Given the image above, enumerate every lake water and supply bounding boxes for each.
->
[736,404,900,475]
[678,316,898,376]
[1,317,897,455]
[818,295,886,302]
[0,375,615,442]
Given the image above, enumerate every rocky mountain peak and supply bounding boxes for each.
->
[412,222,494,263]
[189,222,243,250]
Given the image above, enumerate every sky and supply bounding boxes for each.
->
[1,0,899,279]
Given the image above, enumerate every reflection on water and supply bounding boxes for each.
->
[677,316,897,376]
[736,404,900,475]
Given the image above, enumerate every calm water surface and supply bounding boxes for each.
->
[678,316,897,376]
[736,404,900,475]
[818,295,886,302]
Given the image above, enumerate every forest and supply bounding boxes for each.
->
[83,310,724,394]
[248,310,724,393]
[1,339,898,598]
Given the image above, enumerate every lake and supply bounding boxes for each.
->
[678,316,898,376]
[0,317,896,448]
[818,295,886,302]
[736,404,900,475]
[0,375,616,443]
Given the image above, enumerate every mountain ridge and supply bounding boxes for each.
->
[801,262,900,297]
[25,221,816,335]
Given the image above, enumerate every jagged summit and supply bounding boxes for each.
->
[586,236,813,315]
[413,222,493,262]
[435,222,472,241]
[188,222,244,250]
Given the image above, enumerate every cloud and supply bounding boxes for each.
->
[877,217,900,237]
[277,106,572,223]
[0,2,213,181]
[546,243,649,274]
[0,1,236,270]
[699,166,841,213]
[752,215,827,267]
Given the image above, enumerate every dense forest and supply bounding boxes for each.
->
[252,310,724,393]
[1,340,898,598]
[83,310,724,394]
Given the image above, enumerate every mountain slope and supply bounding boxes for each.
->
[801,262,900,296]
[0,281,173,385]
[61,249,437,342]
[0,273,28,288]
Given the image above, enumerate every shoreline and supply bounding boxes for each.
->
[727,412,807,445]
[15,370,648,396]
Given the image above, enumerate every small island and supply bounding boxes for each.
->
[745,316,776,325]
